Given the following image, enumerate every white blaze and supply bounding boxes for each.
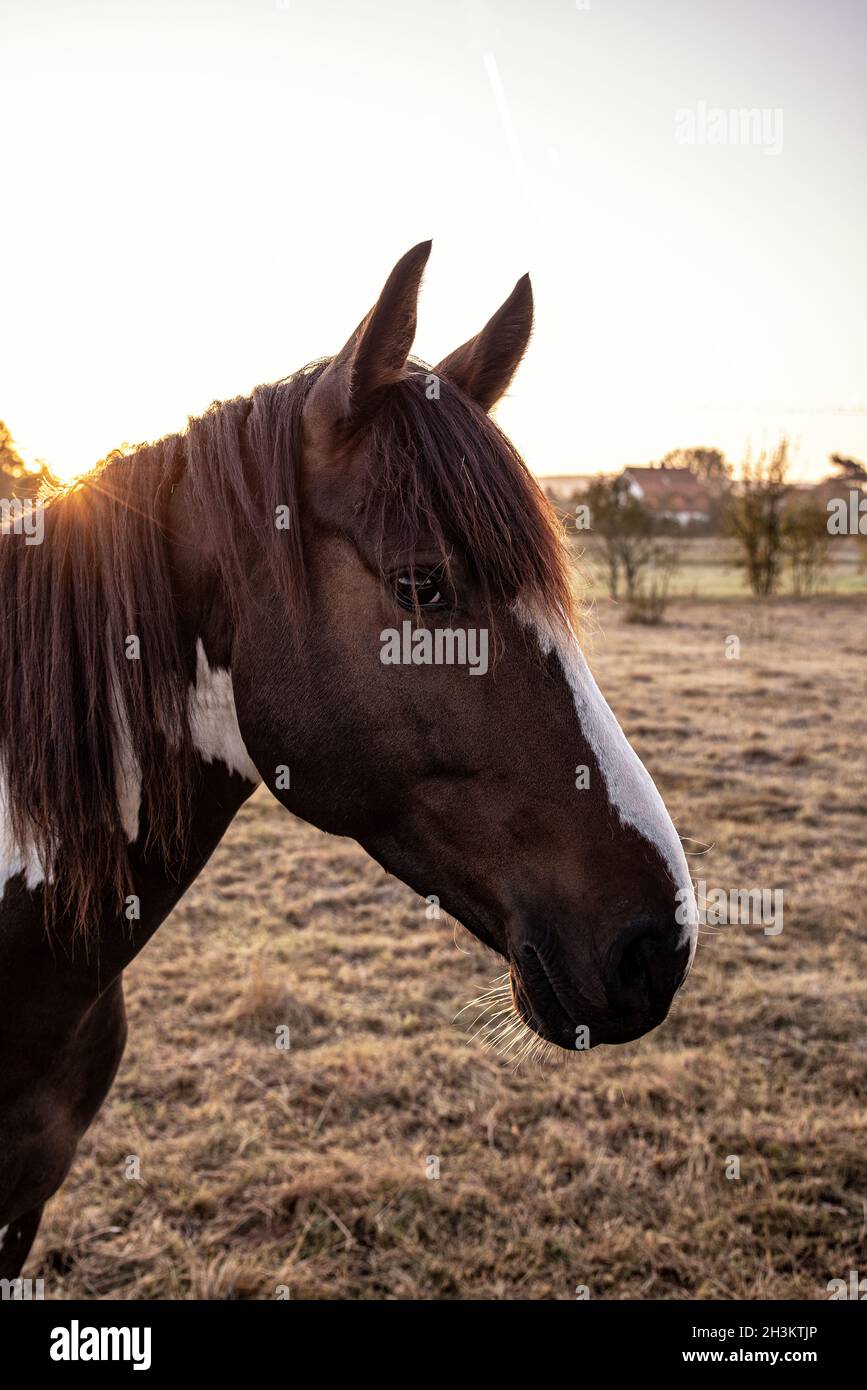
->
[524,609,698,963]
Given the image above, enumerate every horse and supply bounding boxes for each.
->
[0,242,697,1281]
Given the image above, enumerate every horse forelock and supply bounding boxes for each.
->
[355,366,575,641]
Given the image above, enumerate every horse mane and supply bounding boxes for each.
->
[0,362,571,937]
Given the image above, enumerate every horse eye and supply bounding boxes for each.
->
[393,568,448,611]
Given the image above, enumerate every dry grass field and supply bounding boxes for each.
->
[30,594,867,1300]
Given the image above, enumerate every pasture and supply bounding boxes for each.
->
[31,594,867,1300]
[577,535,867,599]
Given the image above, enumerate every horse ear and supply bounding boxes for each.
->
[434,274,533,412]
[306,240,432,432]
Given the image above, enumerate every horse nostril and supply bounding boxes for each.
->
[616,932,654,1007]
[607,918,687,1016]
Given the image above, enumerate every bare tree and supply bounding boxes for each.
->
[782,499,829,596]
[829,452,867,483]
[587,475,656,600]
[625,543,681,624]
[0,420,42,499]
[726,441,791,597]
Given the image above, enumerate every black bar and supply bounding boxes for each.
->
[3,1298,860,1375]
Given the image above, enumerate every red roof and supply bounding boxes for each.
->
[623,466,712,513]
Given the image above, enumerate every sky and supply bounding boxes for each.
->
[2,0,866,482]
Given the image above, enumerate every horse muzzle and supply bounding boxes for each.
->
[510,915,692,1049]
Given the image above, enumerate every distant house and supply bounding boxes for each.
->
[621,465,712,526]
[795,477,866,511]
